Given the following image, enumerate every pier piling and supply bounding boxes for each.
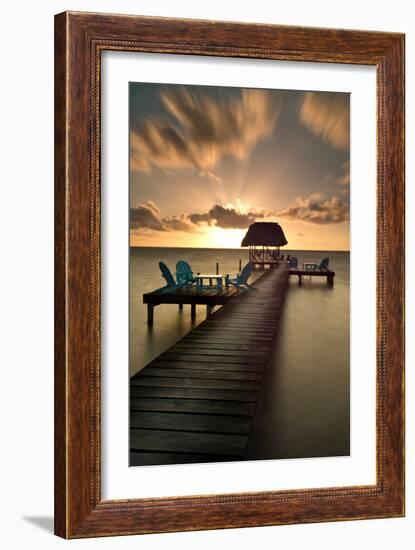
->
[147,304,154,326]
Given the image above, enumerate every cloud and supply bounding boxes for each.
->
[130,201,266,233]
[188,212,214,225]
[130,87,281,178]
[131,194,349,234]
[190,203,266,229]
[277,193,349,225]
[299,92,350,150]
[130,201,165,231]
[205,205,258,229]
[130,201,196,233]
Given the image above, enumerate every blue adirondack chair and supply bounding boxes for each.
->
[159,261,176,287]
[176,260,196,285]
[226,262,257,290]
[318,258,330,271]
[288,256,298,268]
[158,261,186,293]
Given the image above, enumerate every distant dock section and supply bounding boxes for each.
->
[288,268,335,287]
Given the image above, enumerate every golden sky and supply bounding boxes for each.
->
[129,84,350,251]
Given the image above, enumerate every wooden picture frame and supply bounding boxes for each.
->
[54,11,405,538]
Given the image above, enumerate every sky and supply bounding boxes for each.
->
[129,82,350,251]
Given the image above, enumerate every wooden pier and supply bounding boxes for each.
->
[143,266,336,326]
[130,265,289,466]
[143,283,241,325]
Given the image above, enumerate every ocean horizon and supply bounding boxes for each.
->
[130,245,350,252]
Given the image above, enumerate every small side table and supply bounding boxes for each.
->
[303,262,317,271]
[194,274,224,290]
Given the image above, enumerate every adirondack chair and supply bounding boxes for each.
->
[158,261,177,290]
[225,262,257,290]
[318,258,330,271]
[288,256,298,268]
[158,261,190,294]
[176,260,196,285]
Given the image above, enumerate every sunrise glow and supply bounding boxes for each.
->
[129,83,350,251]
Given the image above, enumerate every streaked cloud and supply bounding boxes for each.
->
[277,193,349,224]
[130,88,281,179]
[299,92,350,150]
[324,160,350,187]
[336,160,350,185]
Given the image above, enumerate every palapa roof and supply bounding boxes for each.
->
[241,222,288,247]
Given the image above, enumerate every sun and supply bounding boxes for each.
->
[206,227,245,249]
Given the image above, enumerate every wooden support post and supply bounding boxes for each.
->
[298,274,302,286]
[327,274,334,287]
[239,258,242,272]
[178,303,183,311]
[191,303,196,319]
[206,305,213,317]
[147,304,154,325]
[216,262,219,275]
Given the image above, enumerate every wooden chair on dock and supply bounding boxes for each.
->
[314,258,329,271]
[225,262,257,290]
[176,261,196,285]
[288,257,298,268]
[159,261,187,293]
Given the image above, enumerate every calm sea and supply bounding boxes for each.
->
[129,247,350,459]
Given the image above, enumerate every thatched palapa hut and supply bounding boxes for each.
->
[241,222,288,270]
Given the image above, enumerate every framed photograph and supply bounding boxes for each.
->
[54,11,405,538]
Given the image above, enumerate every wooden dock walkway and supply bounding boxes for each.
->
[130,265,289,466]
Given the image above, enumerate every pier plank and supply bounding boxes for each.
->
[130,411,251,434]
[185,333,273,343]
[130,429,248,456]
[159,352,266,365]
[130,397,256,416]
[129,452,230,466]
[147,360,265,373]
[192,324,275,332]
[131,376,261,391]
[174,341,270,352]
[130,385,258,402]
[142,367,263,381]
[169,346,269,358]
